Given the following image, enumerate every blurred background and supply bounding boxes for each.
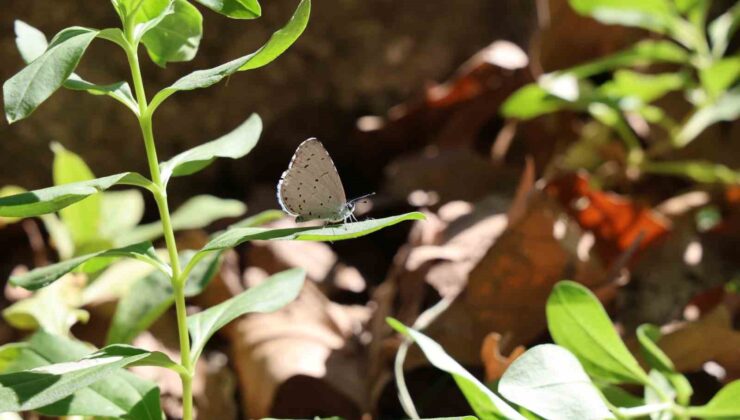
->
[1,0,739,418]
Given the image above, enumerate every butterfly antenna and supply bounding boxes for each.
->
[349,192,376,204]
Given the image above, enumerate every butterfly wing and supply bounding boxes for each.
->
[277,138,348,221]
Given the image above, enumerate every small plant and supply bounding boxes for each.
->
[389,281,740,419]
[0,1,422,418]
[502,0,740,184]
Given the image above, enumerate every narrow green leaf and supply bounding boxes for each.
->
[3,274,88,336]
[566,40,689,78]
[0,172,152,218]
[699,57,740,99]
[0,331,162,419]
[636,324,674,373]
[229,209,285,228]
[149,0,310,111]
[201,212,425,254]
[600,70,686,105]
[193,0,261,19]
[387,318,524,420]
[160,113,262,184]
[709,2,740,57]
[4,26,99,123]
[568,0,675,33]
[676,86,740,147]
[688,380,740,418]
[641,160,740,184]
[0,341,173,413]
[188,268,305,364]
[499,344,614,420]
[546,281,650,384]
[10,241,163,291]
[501,83,570,119]
[142,0,203,67]
[118,194,246,245]
[107,251,222,344]
[52,143,101,249]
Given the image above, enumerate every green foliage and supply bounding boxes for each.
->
[187,268,306,364]
[193,0,262,19]
[142,0,203,67]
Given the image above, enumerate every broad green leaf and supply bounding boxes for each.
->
[0,172,152,218]
[52,143,101,249]
[119,194,246,245]
[13,21,138,114]
[636,324,693,404]
[115,0,175,41]
[193,0,261,19]
[107,250,222,344]
[3,274,88,336]
[160,113,262,184]
[4,26,99,123]
[0,331,162,419]
[688,380,740,418]
[546,281,650,384]
[0,341,176,413]
[82,258,157,305]
[188,268,305,364]
[201,212,425,253]
[676,86,740,147]
[100,189,146,240]
[149,0,310,112]
[0,186,25,226]
[566,40,689,78]
[499,344,614,420]
[568,0,675,33]
[700,57,740,99]
[501,83,571,119]
[387,318,524,420]
[10,241,164,290]
[709,2,740,57]
[142,0,203,67]
[600,70,686,106]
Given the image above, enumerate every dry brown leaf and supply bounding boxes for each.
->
[481,332,526,382]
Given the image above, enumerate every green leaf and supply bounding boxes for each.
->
[200,212,425,254]
[387,318,524,420]
[636,324,674,373]
[0,340,177,413]
[566,40,689,78]
[229,209,285,228]
[546,281,650,384]
[568,0,676,33]
[4,26,99,123]
[142,0,203,67]
[709,2,740,57]
[193,0,261,19]
[676,86,740,147]
[0,172,152,218]
[100,189,146,240]
[0,186,25,226]
[3,274,88,336]
[499,344,614,420]
[52,143,101,249]
[13,21,138,114]
[600,385,644,408]
[688,380,740,419]
[119,194,246,245]
[10,241,164,291]
[149,0,310,112]
[115,0,175,41]
[160,113,262,184]
[107,250,222,344]
[187,268,305,364]
[641,160,740,184]
[700,57,740,99]
[599,70,686,106]
[0,331,163,419]
[501,83,570,119]
[644,370,675,420]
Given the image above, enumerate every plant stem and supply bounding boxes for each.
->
[125,41,194,420]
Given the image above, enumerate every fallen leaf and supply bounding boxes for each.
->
[481,332,526,382]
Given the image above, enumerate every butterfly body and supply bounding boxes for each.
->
[278,138,361,223]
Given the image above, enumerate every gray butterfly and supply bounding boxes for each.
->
[277,138,372,223]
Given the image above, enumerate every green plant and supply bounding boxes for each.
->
[389,281,740,419]
[0,1,422,418]
[502,0,740,184]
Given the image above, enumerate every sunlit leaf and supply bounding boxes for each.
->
[499,344,614,420]
[193,0,261,19]
[676,86,740,147]
[568,0,676,33]
[142,0,203,67]
[699,57,740,99]
[546,281,650,384]
[387,318,524,419]
[688,380,740,418]
[709,2,740,57]
[187,268,305,364]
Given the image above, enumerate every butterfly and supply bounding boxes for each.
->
[277,138,373,224]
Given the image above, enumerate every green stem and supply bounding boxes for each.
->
[125,40,194,420]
